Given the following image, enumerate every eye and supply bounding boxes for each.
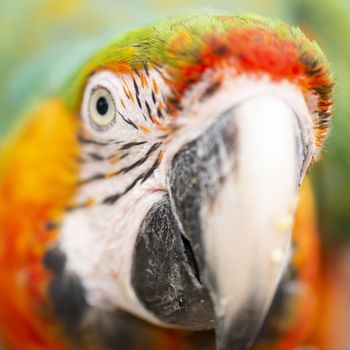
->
[88,87,116,130]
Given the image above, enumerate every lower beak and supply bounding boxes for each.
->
[169,95,301,349]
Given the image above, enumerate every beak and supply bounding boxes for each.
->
[168,95,301,348]
[132,95,304,349]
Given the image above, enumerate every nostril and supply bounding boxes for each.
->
[181,233,202,284]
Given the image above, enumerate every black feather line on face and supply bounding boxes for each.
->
[78,134,122,146]
[145,100,153,122]
[151,90,156,104]
[136,94,142,109]
[141,151,162,183]
[133,77,140,97]
[78,142,161,186]
[79,173,106,185]
[132,65,141,77]
[118,111,139,130]
[102,149,162,205]
[102,173,145,205]
[119,152,129,160]
[143,61,149,77]
[157,107,164,119]
[152,64,169,83]
[118,143,161,174]
[77,150,130,164]
[88,152,105,161]
[119,141,148,150]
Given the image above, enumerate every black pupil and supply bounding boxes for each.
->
[96,96,109,115]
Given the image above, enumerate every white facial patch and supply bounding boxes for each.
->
[58,67,317,326]
[59,69,172,323]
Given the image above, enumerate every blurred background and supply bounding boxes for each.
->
[1,0,350,348]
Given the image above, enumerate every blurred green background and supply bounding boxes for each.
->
[0,0,349,245]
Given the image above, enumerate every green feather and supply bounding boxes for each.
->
[61,13,331,109]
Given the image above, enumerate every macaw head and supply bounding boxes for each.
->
[40,13,334,349]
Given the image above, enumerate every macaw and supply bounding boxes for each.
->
[0,13,334,350]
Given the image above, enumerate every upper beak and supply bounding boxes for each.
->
[132,93,305,349]
[168,95,301,349]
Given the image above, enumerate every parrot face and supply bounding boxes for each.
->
[34,14,333,349]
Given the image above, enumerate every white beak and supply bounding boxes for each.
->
[202,95,301,348]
